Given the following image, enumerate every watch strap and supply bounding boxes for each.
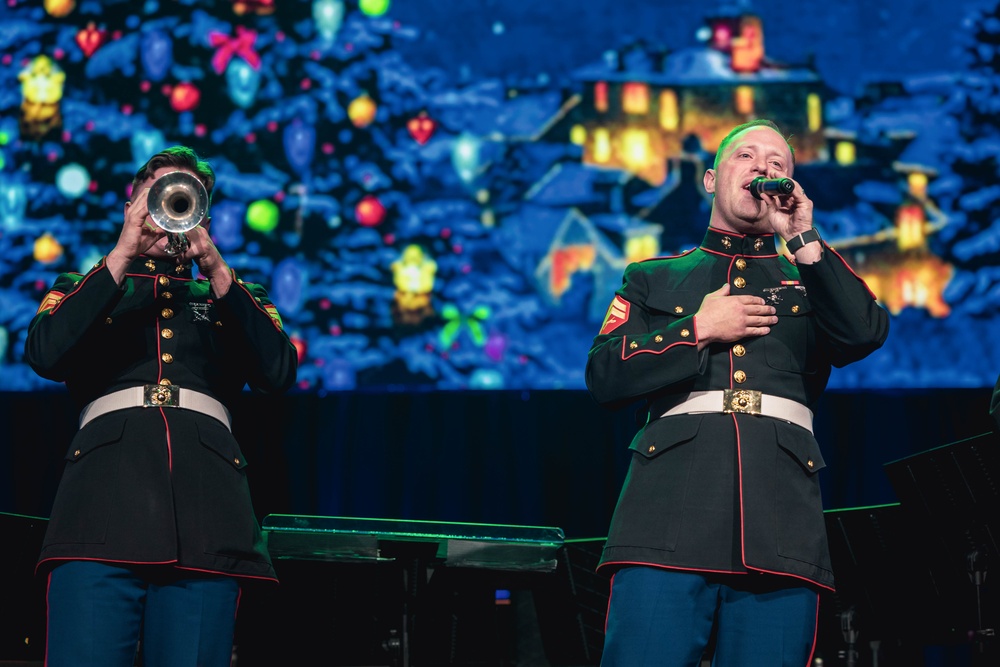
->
[785,228,821,253]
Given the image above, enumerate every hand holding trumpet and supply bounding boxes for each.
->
[107,169,231,296]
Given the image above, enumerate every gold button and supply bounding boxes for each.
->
[73,280,80,286]
[654,335,663,343]
[791,305,800,313]
[161,328,173,339]
[158,276,170,286]
[735,258,747,271]
[234,458,241,465]
[237,279,244,284]
[629,341,638,349]
[733,344,746,357]
[162,291,173,299]
[733,277,746,289]
[215,321,223,327]
[734,370,747,383]
[161,308,174,318]
[160,378,172,385]
[647,446,656,454]
[255,297,261,302]
[680,329,690,338]
[105,317,112,325]
[74,449,81,457]
[807,459,814,468]
[674,306,684,314]
[161,353,173,363]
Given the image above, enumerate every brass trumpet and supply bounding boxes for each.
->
[146,171,209,256]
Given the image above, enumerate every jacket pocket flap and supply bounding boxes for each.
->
[629,414,703,459]
[67,417,127,461]
[775,423,826,474]
[197,419,248,470]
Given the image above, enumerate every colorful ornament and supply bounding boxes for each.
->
[130,128,165,168]
[75,22,107,58]
[208,26,261,75]
[141,30,173,82]
[313,0,345,41]
[43,0,75,17]
[208,200,245,251]
[406,112,437,145]
[290,334,307,364]
[272,257,307,315]
[225,58,261,108]
[34,232,64,264]
[283,121,316,175]
[232,0,275,15]
[359,0,390,17]
[354,195,385,227]
[19,55,65,140]
[347,94,377,128]
[169,82,201,112]
[0,178,27,231]
[55,163,90,198]
[439,304,490,348]
[451,132,482,183]
[246,199,280,233]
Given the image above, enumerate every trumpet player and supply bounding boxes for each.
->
[24,146,298,667]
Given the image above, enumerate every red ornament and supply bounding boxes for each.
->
[75,22,106,58]
[407,112,437,145]
[355,195,386,227]
[290,335,307,364]
[170,82,201,112]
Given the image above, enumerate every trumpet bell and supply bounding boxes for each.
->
[147,171,209,234]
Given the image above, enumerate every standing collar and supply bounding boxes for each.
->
[700,227,777,256]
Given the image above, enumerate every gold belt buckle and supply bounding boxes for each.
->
[723,389,761,415]
[144,384,179,407]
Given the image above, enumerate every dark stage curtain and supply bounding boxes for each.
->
[2,388,995,536]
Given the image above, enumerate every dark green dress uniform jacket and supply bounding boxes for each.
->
[24,255,298,582]
[586,228,889,590]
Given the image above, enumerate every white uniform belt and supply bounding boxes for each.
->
[649,389,813,434]
[79,385,232,432]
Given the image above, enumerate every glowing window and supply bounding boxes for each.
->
[594,81,608,112]
[593,128,611,163]
[659,90,679,130]
[621,128,650,172]
[569,124,587,145]
[807,93,822,132]
[734,86,754,115]
[622,82,649,115]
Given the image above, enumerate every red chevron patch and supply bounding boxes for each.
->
[599,295,630,334]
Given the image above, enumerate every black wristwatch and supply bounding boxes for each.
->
[785,228,821,253]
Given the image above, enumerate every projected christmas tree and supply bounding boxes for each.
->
[0,0,572,391]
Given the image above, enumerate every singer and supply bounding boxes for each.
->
[587,119,889,666]
[24,146,298,667]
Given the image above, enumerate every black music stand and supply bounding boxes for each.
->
[257,514,565,667]
[820,503,947,666]
[882,431,1000,665]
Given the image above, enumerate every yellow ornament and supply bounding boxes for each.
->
[43,0,75,18]
[34,232,64,264]
[347,94,377,128]
[20,55,66,105]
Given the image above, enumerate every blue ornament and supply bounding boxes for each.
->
[141,30,173,82]
[225,59,260,109]
[208,200,245,251]
[283,121,316,176]
[0,177,27,231]
[131,128,166,168]
[272,257,307,316]
[313,0,345,42]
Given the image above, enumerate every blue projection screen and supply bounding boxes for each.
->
[1,0,999,392]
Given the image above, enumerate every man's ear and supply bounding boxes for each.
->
[703,168,717,195]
